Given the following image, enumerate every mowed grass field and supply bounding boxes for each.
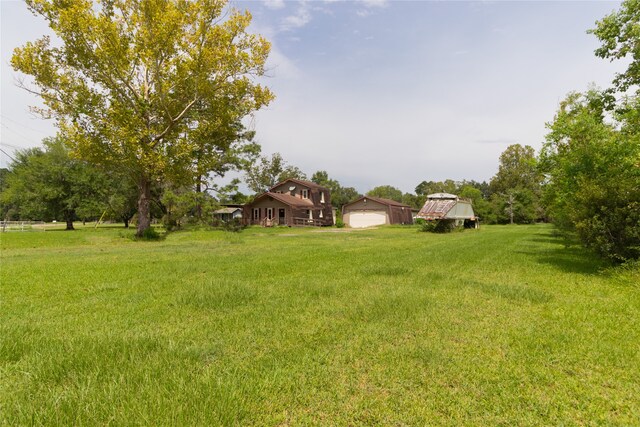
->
[1,224,639,425]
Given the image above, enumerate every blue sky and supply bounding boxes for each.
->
[1,0,625,194]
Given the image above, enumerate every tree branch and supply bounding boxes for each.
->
[151,97,199,147]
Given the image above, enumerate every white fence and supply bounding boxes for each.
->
[1,221,47,232]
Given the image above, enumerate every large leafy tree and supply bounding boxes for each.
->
[541,90,640,262]
[590,0,640,95]
[11,0,273,236]
[366,185,403,203]
[458,185,493,222]
[490,144,541,194]
[489,144,543,224]
[245,153,306,194]
[311,170,359,209]
[1,137,109,229]
[104,176,139,228]
[534,0,640,262]
[415,179,458,196]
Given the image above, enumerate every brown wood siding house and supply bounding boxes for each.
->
[342,196,413,228]
[244,179,334,227]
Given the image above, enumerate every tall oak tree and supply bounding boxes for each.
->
[12,0,273,235]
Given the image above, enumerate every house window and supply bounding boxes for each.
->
[266,207,273,220]
[319,210,324,218]
[307,209,312,220]
[302,189,309,199]
[253,208,260,221]
[320,192,325,203]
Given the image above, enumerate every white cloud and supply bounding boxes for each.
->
[265,44,301,80]
[355,0,388,18]
[360,0,388,8]
[248,22,302,80]
[263,0,286,10]
[280,4,311,31]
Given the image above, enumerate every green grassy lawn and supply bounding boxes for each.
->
[1,224,639,425]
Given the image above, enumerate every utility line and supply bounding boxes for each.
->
[0,148,17,163]
[0,141,36,151]
[1,124,42,145]
[0,114,51,135]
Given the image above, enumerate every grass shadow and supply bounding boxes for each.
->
[520,232,607,275]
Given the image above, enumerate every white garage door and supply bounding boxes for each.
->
[348,211,387,228]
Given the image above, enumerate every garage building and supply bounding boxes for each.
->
[342,196,413,228]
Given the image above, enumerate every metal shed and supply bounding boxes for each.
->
[416,193,478,227]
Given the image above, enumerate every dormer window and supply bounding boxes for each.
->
[301,189,309,199]
[320,192,325,203]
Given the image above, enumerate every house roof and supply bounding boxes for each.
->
[344,196,411,208]
[213,207,242,214]
[269,178,329,192]
[254,192,315,208]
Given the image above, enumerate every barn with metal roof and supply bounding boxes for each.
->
[416,193,478,227]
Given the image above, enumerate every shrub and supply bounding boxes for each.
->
[420,219,455,233]
[222,218,246,233]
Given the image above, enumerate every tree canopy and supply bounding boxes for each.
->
[311,170,359,209]
[366,185,404,203]
[590,0,640,94]
[489,144,543,224]
[536,0,640,261]
[1,137,109,229]
[415,179,458,196]
[245,153,306,194]
[12,0,273,236]
[542,90,640,261]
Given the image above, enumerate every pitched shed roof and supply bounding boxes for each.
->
[417,194,476,220]
[213,207,242,214]
[254,192,315,207]
[345,196,411,208]
[417,199,457,219]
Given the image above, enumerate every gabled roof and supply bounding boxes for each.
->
[417,199,456,219]
[213,207,242,214]
[344,196,411,208]
[417,193,475,220]
[269,178,329,192]
[253,192,315,208]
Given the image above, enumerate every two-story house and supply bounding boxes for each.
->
[244,178,334,227]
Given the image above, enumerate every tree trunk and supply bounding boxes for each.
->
[195,175,203,220]
[123,217,129,228]
[65,217,75,230]
[136,177,152,237]
[509,194,514,225]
